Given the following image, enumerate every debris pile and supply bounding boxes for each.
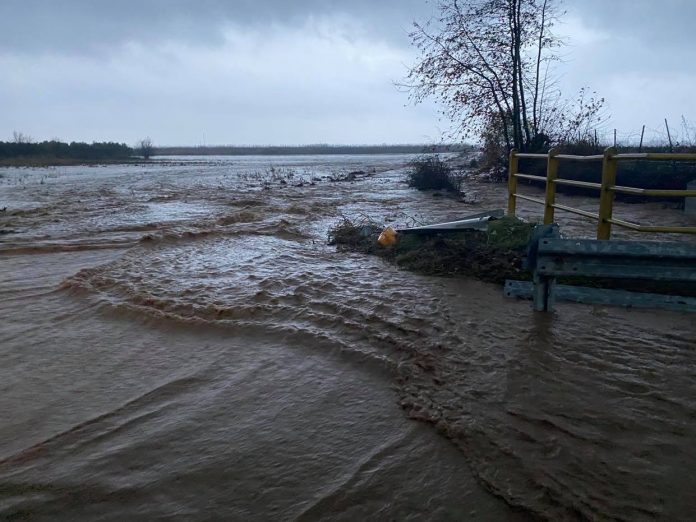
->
[328,215,534,284]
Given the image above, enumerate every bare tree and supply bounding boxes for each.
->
[407,0,605,153]
[12,131,32,144]
[137,137,154,159]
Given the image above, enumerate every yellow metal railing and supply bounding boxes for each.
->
[507,147,696,239]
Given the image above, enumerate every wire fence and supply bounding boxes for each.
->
[591,117,696,149]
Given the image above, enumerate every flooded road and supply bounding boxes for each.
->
[1,155,695,520]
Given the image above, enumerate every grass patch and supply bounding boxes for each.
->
[487,215,535,250]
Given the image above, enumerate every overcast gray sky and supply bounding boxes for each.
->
[1,0,694,146]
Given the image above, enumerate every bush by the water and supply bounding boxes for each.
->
[407,156,463,192]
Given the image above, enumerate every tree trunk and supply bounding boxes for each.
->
[516,0,532,148]
[508,0,522,150]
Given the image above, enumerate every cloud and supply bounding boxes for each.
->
[568,0,696,49]
[552,1,696,143]
[0,13,444,144]
[0,0,432,56]
[0,0,693,145]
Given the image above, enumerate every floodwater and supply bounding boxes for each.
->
[1,154,695,521]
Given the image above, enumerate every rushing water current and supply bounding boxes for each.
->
[1,155,695,521]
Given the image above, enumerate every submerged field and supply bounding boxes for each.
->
[1,154,696,520]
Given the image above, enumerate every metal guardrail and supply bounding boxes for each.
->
[507,147,696,239]
[505,224,696,312]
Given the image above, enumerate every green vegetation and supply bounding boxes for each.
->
[0,140,132,165]
[486,215,534,250]
[328,216,534,284]
[406,156,464,192]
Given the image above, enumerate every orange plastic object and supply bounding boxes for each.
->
[377,227,397,247]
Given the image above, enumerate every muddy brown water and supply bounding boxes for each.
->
[1,155,695,521]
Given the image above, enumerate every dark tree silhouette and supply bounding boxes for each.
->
[12,131,32,144]
[138,137,154,159]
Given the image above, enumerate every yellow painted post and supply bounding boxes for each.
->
[544,148,559,224]
[507,149,518,216]
[597,147,618,240]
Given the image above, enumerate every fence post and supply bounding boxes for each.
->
[507,149,518,216]
[597,147,618,240]
[544,148,559,224]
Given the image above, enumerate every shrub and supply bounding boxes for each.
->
[407,155,463,192]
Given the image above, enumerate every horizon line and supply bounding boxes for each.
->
[155,143,471,148]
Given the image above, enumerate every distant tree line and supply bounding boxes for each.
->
[156,144,471,156]
[0,139,469,162]
[0,140,132,160]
